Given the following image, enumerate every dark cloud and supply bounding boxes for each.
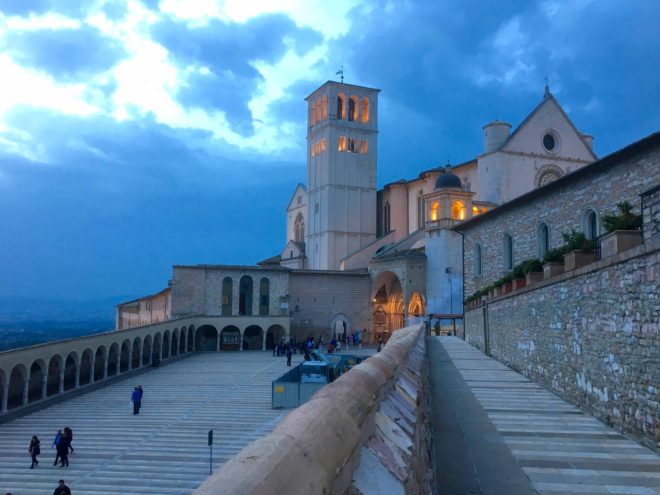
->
[153,14,322,135]
[7,25,126,79]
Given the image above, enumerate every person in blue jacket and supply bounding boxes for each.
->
[131,387,142,415]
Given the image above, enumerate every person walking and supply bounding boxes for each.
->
[57,432,69,467]
[131,386,141,415]
[52,430,63,466]
[377,337,384,352]
[286,346,292,366]
[29,435,40,469]
[63,427,73,454]
[53,479,71,495]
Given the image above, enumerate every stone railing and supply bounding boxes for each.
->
[193,324,430,495]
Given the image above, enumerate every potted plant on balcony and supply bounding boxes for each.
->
[562,229,597,271]
[511,261,528,290]
[542,247,566,279]
[600,201,643,258]
[523,258,544,285]
[500,273,514,294]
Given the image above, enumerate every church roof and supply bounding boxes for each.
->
[305,80,381,100]
[454,131,660,232]
[372,229,426,260]
[435,169,463,189]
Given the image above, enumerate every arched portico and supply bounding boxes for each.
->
[330,314,351,343]
[220,325,240,351]
[171,330,179,357]
[153,333,162,362]
[120,341,130,372]
[132,338,142,369]
[63,352,78,391]
[265,325,285,350]
[8,364,27,410]
[162,331,171,359]
[187,327,194,351]
[372,270,405,339]
[243,325,263,351]
[142,335,152,366]
[47,355,63,397]
[94,346,106,382]
[79,349,94,386]
[196,325,219,351]
[108,344,119,377]
[28,360,46,403]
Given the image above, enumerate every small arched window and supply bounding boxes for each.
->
[430,201,440,221]
[417,192,425,229]
[451,201,465,220]
[537,223,550,258]
[474,243,482,277]
[348,96,358,121]
[583,209,598,240]
[503,233,513,271]
[239,276,253,316]
[384,202,391,234]
[360,97,370,123]
[222,277,233,316]
[294,214,304,243]
[259,278,269,316]
[337,94,345,120]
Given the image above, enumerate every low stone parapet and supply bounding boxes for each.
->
[192,324,428,495]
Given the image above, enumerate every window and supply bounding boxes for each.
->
[315,99,321,124]
[145,300,152,311]
[583,209,598,240]
[337,94,345,119]
[503,233,513,271]
[348,138,357,153]
[384,202,391,234]
[430,201,439,221]
[294,214,304,243]
[239,276,253,316]
[360,97,370,123]
[537,223,550,258]
[337,136,347,151]
[542,130,559,152]
[348,96,358,121]
[322,95,327,118]
[259,278,270,316]
[417,192,425,229]
[451,201,465,220]
[297,195,302,205]
[360,140,368,154]
[474,243,482,277]
[222,277,233,316]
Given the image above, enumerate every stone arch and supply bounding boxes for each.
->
[503,231,514,271]
[451,201,465,220]
[187,327,194,351]
[8,364,28,410]
[196,325,219,351]
[348,95,358,121]
[582,207,599,240]
[0,368,6,411]
[153,333,162,362]
[407,291,425,317]
[79,348,94,386]
[243,325,263,351]
[239,276,253,316]
[337,93,346,120]
[63,352,78,391]
[28,359,47,403]
[142,335,152,366]
[537,222,550,259]
[360,96,370,123]
[294,214,305,243]
[120,340,131,372]
[220,325,241,351]
[162,331,171,359]
[132,337,142,369]
[266,325,286,350]
[372,270,405,338]
[534,164,563,188]
[179,328,187,354]
[474,243,483,277]
[171,329,179,357]
[329,313,351,343]
[47,354,63,397]
[108,343,119,377]
[94,346,106,382]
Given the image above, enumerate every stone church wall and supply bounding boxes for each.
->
[642,184,660,242]
[464,241,659,450]
[288,270,371,341]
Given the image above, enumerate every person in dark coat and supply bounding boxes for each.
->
[131,387,141,415]
[57,434,69,467]
[53,479,71,495]
[286,347,292,366]
[63,427,73,454]
[52,430,63,466]
[29,435,40,468]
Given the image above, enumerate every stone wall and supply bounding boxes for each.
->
[642,184,660,242]
[464,241,659,449]
[191,324,429,495]
[458,142,659,297]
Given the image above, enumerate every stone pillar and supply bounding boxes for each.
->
[158,344,163,362]
[182,334,187,354]
[128,350,133,371]
[90,358,95,384]
[192,333,196,351]
[74,365,80,389]
[58,370,64,394]
[22,381,28,406]
[262,333,266,351]
[1,384,8,414]
[103,358,109,379]
[41,375,48,400]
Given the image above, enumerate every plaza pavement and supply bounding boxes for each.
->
[430,336,660,495]
[0,350,304,495]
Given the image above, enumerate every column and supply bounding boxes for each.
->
[58,369,64,394]
[2,384,9,414]
[22,381,28,406]
[262,332,266,351]
[182,334,187,354]
[103,357,109,379]
[216,335,221,352]
[192,333,196,351]
[41,375,48,400]
[74,365,80,389]
[158,343,163,361]
[128,350,133,371]
[90,358,95,384]
[240,330,244,351]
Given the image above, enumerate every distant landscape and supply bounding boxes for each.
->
[0,295,135,352]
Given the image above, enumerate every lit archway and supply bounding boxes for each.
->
[407,291,425,317]
[372,271,405,339]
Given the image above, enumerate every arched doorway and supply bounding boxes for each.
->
[63,353,77,391]
[142,336,152,366]
[330,314,351,343]
[153,333,162,362]
[179,329,186,354]
[171,330,179,357]
[47,355,63,396]
[120,341,130,372]
[94,346,106,382]
[28,360,46,403]
[265,325,285,350]
[196,325,219,351]
[220,325,240,351]
[79,349,94,386]
[372,271,405,340]
[8,364,27,409]
[187,327,194,351]
[132,338,141,369]
[108,344,119,377]
[407,291,425,319]
[243,325,263,351]
[162,331,170,359]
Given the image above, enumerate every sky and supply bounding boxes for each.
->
[0,0,658,302]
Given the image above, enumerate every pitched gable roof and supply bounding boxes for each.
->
[286,183,307,211]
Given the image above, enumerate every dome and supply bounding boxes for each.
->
[435,169,462,189]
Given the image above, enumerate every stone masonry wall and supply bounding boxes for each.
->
[642,185,660,242]
[464,242,659,450]
[462,146,659,297]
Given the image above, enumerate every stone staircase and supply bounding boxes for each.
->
[0,351,301,495]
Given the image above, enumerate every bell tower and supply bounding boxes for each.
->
[305,81,380,270]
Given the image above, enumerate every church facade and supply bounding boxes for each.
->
[117,80,600,344]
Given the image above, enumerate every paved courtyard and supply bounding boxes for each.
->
[430,336,660,495]
[0,351,304,495]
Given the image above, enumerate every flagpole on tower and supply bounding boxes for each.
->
[336,65,344,83]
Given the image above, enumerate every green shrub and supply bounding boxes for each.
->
[562,228,596,251]
[523,258,543,273]
[602,201,642,233]
[543,247,567,263]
